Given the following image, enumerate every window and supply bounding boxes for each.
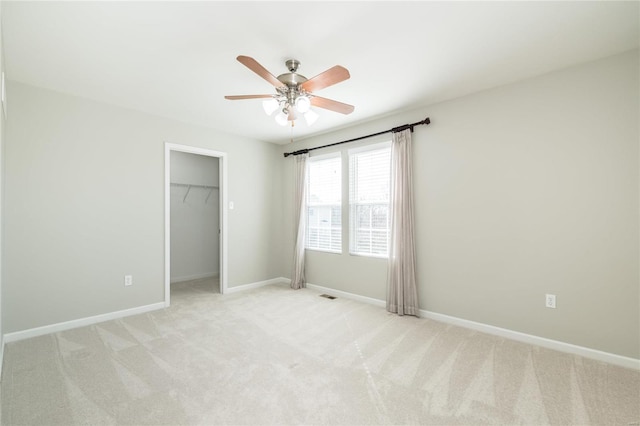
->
[306,154,342,253]
[349,144,391,257]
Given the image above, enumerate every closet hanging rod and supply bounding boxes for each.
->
[170,182,219,190]
[171,183,219,203]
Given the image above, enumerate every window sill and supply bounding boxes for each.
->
[349,252,388,259]
[305,248,342,255]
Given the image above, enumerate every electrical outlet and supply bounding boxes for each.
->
[124,275,133,286]
[545,294,556,309]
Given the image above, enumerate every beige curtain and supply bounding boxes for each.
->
[387,129,420,316]
[291,153,308,289]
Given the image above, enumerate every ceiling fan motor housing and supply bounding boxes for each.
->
[277,59,307,88]
[276,60,308,109]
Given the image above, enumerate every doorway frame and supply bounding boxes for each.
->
[164,143,228,306]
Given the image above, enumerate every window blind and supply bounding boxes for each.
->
[349,145,391,257]
[306,155,342,253]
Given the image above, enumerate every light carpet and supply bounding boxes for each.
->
[1,278,638,425]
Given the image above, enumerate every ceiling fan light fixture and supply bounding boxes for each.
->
[295,95,311,113]
[262,98,279,115]
[275,110,289,126]
[303,109,319,126]
[225,56,354,129]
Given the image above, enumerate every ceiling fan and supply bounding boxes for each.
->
[225,55,354,127]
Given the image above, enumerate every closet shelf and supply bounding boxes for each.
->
[170,182,219,203]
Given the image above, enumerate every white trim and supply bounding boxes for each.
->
[420,310,640,371]
[1,71,6,119]
[164,143,228,307]
[170,272,219,284]
[308,150,341,161]
[165,144,171,306]
[225,277,289,294]
[303,281,640,371]
[306,282,386,308]
[347,140,391,155]
[0,337,4,381]
[3,302,165,344]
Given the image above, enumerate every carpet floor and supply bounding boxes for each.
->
[1,278,638,425]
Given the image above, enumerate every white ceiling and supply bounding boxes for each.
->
[3,1,639,144]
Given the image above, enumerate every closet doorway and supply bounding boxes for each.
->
[164,143,228,306]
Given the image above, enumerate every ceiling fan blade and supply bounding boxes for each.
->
[310,96,354,115]
[301,65,350,93]
[237,55,285,88]
[224,94,274,100]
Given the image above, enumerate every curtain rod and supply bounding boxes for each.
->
[283,117,430,158]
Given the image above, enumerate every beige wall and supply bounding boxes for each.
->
[280,50,639,359]
[2,49,637,360]
[3,82,283,333]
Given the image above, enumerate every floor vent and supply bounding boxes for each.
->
[320,294,337,300]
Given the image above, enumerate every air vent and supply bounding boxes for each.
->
[320,294,337,300]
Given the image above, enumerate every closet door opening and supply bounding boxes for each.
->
[164,144,227,306]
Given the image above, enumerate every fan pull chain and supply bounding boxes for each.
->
[290,121,294,143]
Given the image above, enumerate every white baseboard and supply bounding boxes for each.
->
[170,272,219,284]
[420,310,640,371]
[1,276,285,347]
[303,281,640,371]
[3,302,166,344]
[306,282,386,308]
[224,277,289,294]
